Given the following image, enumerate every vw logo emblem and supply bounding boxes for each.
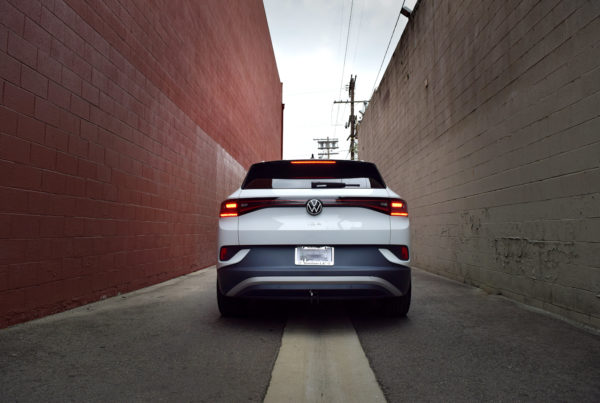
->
[306,199,323,216]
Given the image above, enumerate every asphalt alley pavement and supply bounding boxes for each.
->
[0,268,286,402]
[352,269,600,402]
[1,266,599,402]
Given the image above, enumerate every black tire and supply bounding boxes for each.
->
[216,281,245,317]
[382,284,411,317]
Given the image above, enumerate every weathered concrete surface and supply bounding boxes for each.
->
[0,267,285,402]
[360,0,600,328]
[353,268,600,402]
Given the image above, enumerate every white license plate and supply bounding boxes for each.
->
[295,246,334,266]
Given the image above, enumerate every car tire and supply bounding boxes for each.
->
[382,284,411,317]
[216,281,244,317]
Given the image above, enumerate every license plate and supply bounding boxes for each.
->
[295,246,334,266]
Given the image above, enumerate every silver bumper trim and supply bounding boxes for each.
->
[226,276,403,297]
[217,249,250,269]
[378,248,410,265]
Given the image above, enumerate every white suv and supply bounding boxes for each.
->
[216,160,411,316]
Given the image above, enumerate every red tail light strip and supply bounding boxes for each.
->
[219,197,408,217]
[290,160,336,164]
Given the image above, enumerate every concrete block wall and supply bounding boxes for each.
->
[0,0,281,328]
[360,0,599,327]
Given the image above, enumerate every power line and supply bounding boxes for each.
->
[334,0,354,136]
[338,0,354,99]
[350,0,365,78]
[371,0,406,96]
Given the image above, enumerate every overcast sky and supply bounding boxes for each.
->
[263,0,418,159]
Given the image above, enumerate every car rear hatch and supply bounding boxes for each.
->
[236,187,394,245]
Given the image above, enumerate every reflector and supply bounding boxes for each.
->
[219,245,242,260]
[399,245,409,260]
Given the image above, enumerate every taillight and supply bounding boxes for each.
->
[389,199,408,216]
[218,197,407,217]
[219,200,238,217]
[290,160,336,164]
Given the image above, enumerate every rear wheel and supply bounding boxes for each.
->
[216,281,245,317]
[382,284,411,317]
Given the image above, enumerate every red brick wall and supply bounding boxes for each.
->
[0,0,282,328]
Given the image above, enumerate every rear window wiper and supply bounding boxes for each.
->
[311,182,361,188]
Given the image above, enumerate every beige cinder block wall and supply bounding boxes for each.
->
[360,0,600,328]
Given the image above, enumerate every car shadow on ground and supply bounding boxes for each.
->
[217,299,411,332]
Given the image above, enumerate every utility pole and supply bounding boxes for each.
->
[349,75,356,160]
[334,75,368,160]
[313,137,339,159]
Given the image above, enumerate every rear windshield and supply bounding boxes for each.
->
[241,160,386,189]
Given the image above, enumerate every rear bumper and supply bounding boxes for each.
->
[217,245,411,300]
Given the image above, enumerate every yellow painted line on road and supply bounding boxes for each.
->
[264,315,386,403]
